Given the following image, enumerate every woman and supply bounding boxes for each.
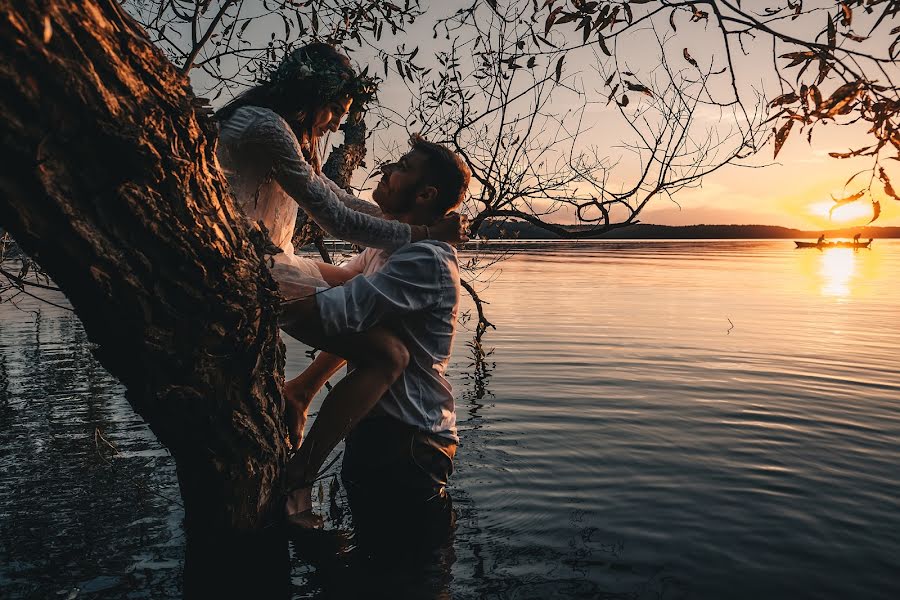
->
[215,44,468,522]
[216,43,465,293]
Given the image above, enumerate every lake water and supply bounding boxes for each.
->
[2,240,899,599]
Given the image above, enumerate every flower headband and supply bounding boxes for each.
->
[267,47,378,115]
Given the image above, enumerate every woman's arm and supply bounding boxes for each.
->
[316,262,362,286]
[239,109,413,250]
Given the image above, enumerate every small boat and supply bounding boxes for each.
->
[794,240,872,249]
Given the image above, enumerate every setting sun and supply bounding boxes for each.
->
[808,200,875,224]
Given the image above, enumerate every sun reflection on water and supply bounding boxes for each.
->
[819,248,856,297]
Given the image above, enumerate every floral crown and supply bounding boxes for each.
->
[267,47,378,115]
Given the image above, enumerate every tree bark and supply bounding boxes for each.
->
[0,0,289,556]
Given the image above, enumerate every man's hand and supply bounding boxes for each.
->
[428,212,470,246]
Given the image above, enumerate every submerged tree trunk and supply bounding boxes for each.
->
[0,0,290,583]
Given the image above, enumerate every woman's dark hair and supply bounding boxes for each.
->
[215,43,355,172]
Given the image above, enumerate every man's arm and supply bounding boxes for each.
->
[314,243,446,337]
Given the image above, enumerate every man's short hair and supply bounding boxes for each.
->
[409,134,471,217]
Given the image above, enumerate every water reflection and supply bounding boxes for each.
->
[290,478,457,599]
[795,244,881,299]
[819,248,856,297]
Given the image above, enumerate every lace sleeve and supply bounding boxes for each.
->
[238,108,410,250]
[320,176,385,218]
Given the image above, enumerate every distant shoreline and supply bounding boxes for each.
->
[475,222,900,240]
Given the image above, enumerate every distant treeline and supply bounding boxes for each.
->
[476,222,900,240]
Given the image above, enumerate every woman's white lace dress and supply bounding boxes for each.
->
[217,106,411,298]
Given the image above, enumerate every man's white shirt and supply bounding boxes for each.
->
[315,241,460,442]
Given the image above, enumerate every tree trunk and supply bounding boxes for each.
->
[0,0,290,587]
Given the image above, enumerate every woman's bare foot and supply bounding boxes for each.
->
[284,377,315,449]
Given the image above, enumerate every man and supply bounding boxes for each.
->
[279,135,471,540]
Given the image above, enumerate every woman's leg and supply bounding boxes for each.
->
[278,295,409,492]
[284,351,346,448]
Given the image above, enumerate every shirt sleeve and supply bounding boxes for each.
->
[316,244,444,336]
[320,176,385,218]
[238,108,411,250]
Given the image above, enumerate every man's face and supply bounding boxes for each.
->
[372,149,431,216]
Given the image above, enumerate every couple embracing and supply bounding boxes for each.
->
[215,43,471,541]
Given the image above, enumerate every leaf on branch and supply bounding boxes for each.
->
[555,55,564,82]
[780,51,816,68]
[545,6,563,35]
[828,190,865,218]
[669,8,677,31]
[527,56,537,68]
[818,81,862,117]
[880,167,899,201]
[598,32,611,56]
[809,85,823,109]
[840,2,852,26]
[625,81,653,96]
[769,91,798,108]
[869,200,881,223]
[619,94,629,107]
[827,15,836,49]
[683,48,698,68]
[830,189,865,204]
[607,83,619,104]
[774,118,794,158]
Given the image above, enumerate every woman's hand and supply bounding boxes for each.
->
[423,212,470,246]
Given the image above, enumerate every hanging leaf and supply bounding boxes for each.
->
[868,200,881,223]
[840,2,852,26]
[827,16,836,49]
[880,167,899,200]
[773,118,794,158]
[625,81,653,96]
[769,91,799,108]
[555,55,565,82]
[830,189,866,204]
[780,51,816,68]
[545,6,563,35]
[809,85,823,109]
[597,33,611,56]
[606,83,619,104]
[819,81,862,117]
[683,48,698,68]
[829,197,863,218]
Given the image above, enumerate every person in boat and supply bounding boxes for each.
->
[280,135,469,542]
[853,233,861,244]
[817,234,826,245]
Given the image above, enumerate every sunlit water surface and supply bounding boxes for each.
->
[2,240,899,599]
